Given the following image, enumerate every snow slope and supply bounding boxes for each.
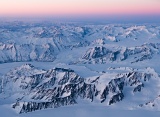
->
[0,104,160,117]
[0,21,160,116]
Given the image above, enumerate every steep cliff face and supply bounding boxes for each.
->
[1,64,158,113]
[81,43,160,64]
[0,22,160,114]
[0,42,57,63]
[0,23,160,64]
[8,65,94,113]
[2,64,46,95]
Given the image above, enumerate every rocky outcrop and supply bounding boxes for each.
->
[13,94,77,113]
[0,64,158,113]
[80,43,160,64]
[109,93,124,105]
[0,43,57,63]
[139,95,160,109]
[133,84,144,92]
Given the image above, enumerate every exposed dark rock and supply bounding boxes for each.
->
[109,93,124,105]
[5,65,156,113]
[20,95,77,113]
[100,86,109,103]
[133,84,144,92]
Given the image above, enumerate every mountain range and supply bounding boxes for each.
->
[0,21,160,116]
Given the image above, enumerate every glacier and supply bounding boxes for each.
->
[0,21,160,116]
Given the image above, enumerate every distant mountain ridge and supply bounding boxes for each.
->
[0,22,160,114]
[0,23,160,64]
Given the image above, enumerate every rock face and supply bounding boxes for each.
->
[0,23,160,114]
[109,93,124,105]
[81,43,160,64]
[139,95,160,110]
[0,43,57,63]
[13,95,77,113]
[0,23,160,64]
[0,23,91,63]
[1,64,159,113]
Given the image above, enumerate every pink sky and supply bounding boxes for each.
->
[0,0,160,16]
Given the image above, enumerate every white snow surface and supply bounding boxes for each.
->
[0,104,160,117]
[0,22,160,116]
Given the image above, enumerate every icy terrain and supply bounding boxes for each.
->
[0,21,160,116]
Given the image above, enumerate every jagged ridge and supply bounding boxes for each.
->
[1,64,158,113]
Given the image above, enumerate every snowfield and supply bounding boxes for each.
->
[0,104,160,117]
[0,21,160,116]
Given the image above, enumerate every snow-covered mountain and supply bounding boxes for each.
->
[80,43,160,64]
[0,21,160,116]
[1,64,160,113]
[0,22,160,64]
